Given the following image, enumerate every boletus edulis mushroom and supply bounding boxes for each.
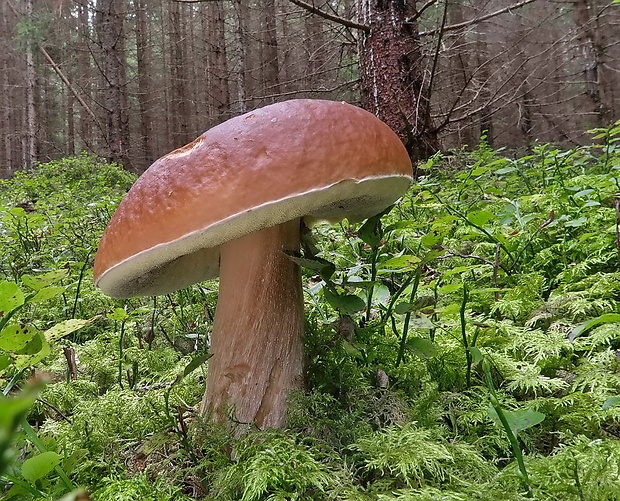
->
[93,99,413,429]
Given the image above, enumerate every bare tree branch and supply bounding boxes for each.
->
[39,44,105,136]
[419,0,540,36]
[288,0,369,31]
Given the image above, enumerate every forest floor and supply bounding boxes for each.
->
[1,121,620,500]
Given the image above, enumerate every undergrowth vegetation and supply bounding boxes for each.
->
[1,121,620,500]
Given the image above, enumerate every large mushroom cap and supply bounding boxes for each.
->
[94,99,413,298]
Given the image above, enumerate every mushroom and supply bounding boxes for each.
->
[93,99,413,429]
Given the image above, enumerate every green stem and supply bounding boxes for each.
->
[118,320,126,389]
[365,245,379,324]
[460,285,472,388]
[482,369,533,498]
[21,418,76,492]
[396,268,421,366]
[0,474,46,497]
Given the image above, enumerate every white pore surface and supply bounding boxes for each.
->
[96,175,411,298]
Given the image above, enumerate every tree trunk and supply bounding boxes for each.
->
[96,0,132,169]
[136,0,154,170]
[357,0,437,161]
[169,0,190,145]
[573,0,612,128]
[24,0,37,170]
[260,0,281,102]
[205,1,231,124]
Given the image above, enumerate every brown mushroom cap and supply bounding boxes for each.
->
[94,99,413,298]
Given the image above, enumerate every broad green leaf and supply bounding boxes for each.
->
[14,331,44,355]
[405,337,438,358]
[107,308,129,322]
[0,394,34,428]
[565,216,588,227]
[442,265,482,277]
[14,338,50,369]
[29,286,65,304]
[467,210,494,227]
[45,317,99,344]
[488,406,545,434]
[571,313,620,341]
[420,230,443,247]
[358,217,383,247]
[0,282,24,314]
[21,451,61,483]
[341,340,363,359]
[496,165,517,175]
[358,206,392,247]
[0,324,38,352]
[469,346,484,364]
[380,255,421,271]
[285,253,336,281]
[21,269,69,291]
[439,283,463,293]
[408,315,435,329]
[395,302,414,314]
[323,289,365,315]
[603,396,620,410]
[0,352,12,372]
[182,351,212,378]
[372,285,391,306]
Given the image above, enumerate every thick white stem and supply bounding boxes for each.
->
[200,219,305,429]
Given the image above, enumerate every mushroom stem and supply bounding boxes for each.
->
[200,218,305,429]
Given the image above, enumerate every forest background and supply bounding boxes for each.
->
[1,0,619,176]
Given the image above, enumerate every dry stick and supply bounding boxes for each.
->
[63,346,78,382]
[418,0,540,36]
[287,0,369,31]
[39,45,105,136]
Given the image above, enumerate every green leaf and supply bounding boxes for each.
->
[469,347,484,364]
[488,406,545,434]
[29,286,65,304]
[358,206,393,247]
[0,282,25,315]
[395,302,414,314]
[182,351,212,378]
[467,210,494,227]
[439,283,463,293]
[21,270,69,291]
[14,331,44,355]
[44,317,98,344]
[21,451,61,483]
[341,340,363,359]
[442,265,482,277]
[107,308,129,322]
[408,315,435,329]
[603,397,620,410]
[0,324,38,352]
[405,337,438,358]
[496,165,517,175]
[323,289,365,315]
[14,338,50,369]
[571,313,620,341]
[380,255,421,271]
[285,253,336,281]
[420,230,443,247]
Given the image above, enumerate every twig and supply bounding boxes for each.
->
[287,0,369,31]
[36,398,73,424]
[39,45,105,135]
[419,0,539,36]
[438,245,511,275]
